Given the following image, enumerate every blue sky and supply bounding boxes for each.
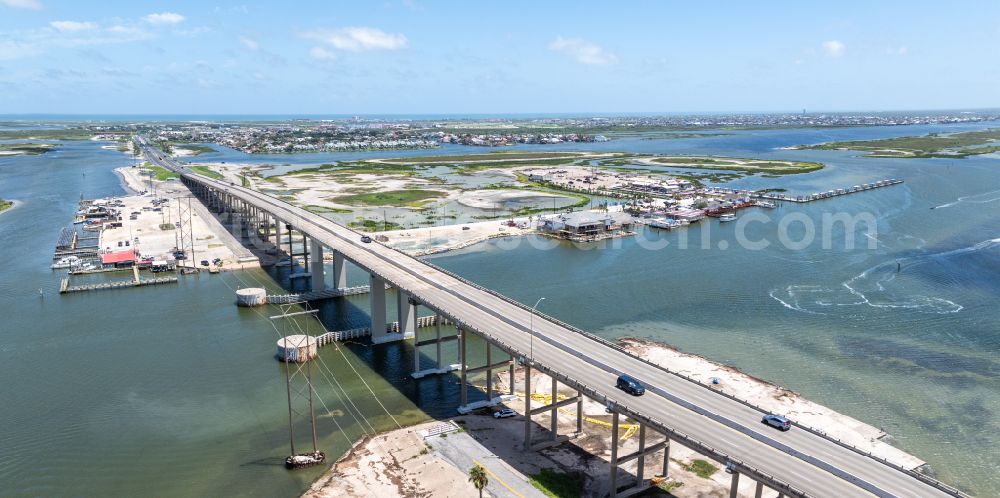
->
[1,0,998,114]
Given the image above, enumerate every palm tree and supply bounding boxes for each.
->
[468,463,488,498]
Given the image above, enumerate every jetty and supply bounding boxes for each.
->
[752,178,903,203]
[59,266,178,294]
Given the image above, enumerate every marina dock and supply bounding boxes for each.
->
[59,266,178,294]
[751,178,903,203]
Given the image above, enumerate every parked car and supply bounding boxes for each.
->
[462,226,471,230]
[360,235,372,243]
[493,408,517,419]
[200,260,210,267]
[761,414,791,431]
[616,374,645,396]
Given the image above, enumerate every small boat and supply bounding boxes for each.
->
[51,256,80,269]
[285,451,325,469]
[719,213,737,222]
[753,200,776,209]
[649,218,679,230]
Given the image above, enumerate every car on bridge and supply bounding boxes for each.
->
[493,408,516,419]
[616,374,645,396]
[360,235,372,243]
[761,413,791,431]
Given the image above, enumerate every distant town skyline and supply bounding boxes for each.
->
[1,0,998,114]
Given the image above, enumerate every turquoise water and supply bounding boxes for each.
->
[1,124,999,496]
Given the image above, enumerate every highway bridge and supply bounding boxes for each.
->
[137,137,965,498]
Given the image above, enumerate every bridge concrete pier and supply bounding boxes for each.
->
[331,250,347,290]
[368,275,389,343]
[396,291,417,340]
[456,338,515,414]
[411,312,459,379]
[608,416,671,498]
[310,240,325,292]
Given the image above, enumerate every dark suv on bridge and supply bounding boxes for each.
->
[616,374,645,396]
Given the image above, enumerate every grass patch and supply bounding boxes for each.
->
[332,189,445,207]
[304,205,353,214]
[683,459,718,479]
[379,151,592,164]
[0,143,55,155]
[649,156,823,174]
[159,223,175,230]
[0,198,12,212]
[798,128,1000,158]
[348,217,404,232]
[528,468,582,498]
[147,164,180,181]
[174,144,216,155]
[189,165,224,179]
[0,129,94,141]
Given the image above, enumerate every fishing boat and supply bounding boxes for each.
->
[51,256,80,269]
[719,213,737,222]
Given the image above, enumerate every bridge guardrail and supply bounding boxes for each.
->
[420,259,968,497]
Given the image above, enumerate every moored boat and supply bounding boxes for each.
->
[719,213,737,222]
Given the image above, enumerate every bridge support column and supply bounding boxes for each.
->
[368,275,388,344]
[396,291,416,339]
[331,250,347,290]
[610,411,620,498]
[411,312,459,379]
[636,423,646,485]
[486,342,494,402]
[459,328,467,407]
[310,240,325,292]
[729,471,740,498]
[662,439,670,479]
[754,481,764,498]
[522,363,531,451]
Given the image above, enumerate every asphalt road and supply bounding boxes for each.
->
[140,139,959,498]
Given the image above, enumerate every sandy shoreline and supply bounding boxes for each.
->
[304,336,929,498]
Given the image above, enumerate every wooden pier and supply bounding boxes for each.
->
[751,178,903,203]
[59,267,178,294]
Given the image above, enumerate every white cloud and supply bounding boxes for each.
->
[50,21,98,32]
[886,45,908,56]
[1,0,42,10]
[239,35,258,50]
[309,46,336,61]
[0,40,40,60]
[143,12,185,25]
[303,27,407,52]
[548,36,617,65]
[822,40,846,57]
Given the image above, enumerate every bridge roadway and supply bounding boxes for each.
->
[140,139,958,498]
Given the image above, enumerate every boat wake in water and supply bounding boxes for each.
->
[931,188,1000,210]
[771,236,1000,315]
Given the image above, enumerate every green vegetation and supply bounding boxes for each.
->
[0,143,55,155]
[657,480,684,493]
[649,156,823,174]
[303,205,352,214]
[174,144,217,155]
[188,165,224,179]
[798,128,1000,158]
[348,217,403,232]
[379,151,591,164]
[528,468,582,498]
[159,223,175,230]
[468,464,488,498]
[0,128,94,141]
[147,164,180,181]
[0,198,12,213]
[683,459,719,479]
[332,189,445,207]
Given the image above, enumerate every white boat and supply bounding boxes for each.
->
[649,218,679,230]
[754,200,776,209]
[51,256,80,269]
[719,213,737,222]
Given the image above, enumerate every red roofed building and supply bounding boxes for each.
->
[102,250,137,268]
